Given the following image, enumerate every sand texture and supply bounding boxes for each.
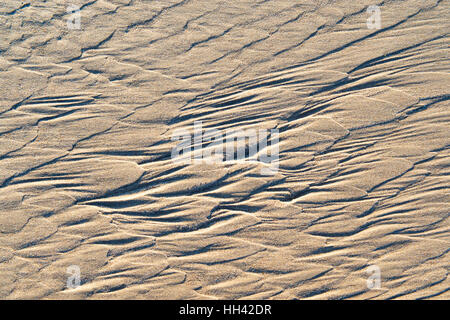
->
[0,0,449,299]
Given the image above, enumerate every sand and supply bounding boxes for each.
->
[0,0,448,299]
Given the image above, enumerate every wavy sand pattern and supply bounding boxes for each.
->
[0,0,449,299]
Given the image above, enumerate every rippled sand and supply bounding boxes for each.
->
[0,0,448,299]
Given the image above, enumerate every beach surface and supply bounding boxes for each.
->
[0,0,449,299]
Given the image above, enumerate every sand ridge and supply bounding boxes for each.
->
[0,0,448,299]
